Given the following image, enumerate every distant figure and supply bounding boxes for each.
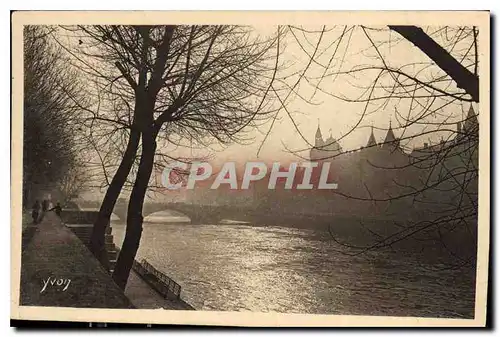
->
[42,199,50,212]
[49,202,63,217]
[32,200,41,224]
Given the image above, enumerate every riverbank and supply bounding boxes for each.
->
[19,210,196,310]
[19,212,133,308]
[111,243,195,310]
[125,261,195,310]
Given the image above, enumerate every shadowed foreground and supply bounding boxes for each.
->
[19,212,133,308]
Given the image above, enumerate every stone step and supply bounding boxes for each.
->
[69,232,92,239]
[75,236,91,243]
[66,226,112,235]
[73,231,90,235]
[105,235,114,243]
[68,232,92,237]
[69,227,92,231]
[109,259,116,270]
[108,250,118,260]
[77,237,115,249]
[71,232,113,239]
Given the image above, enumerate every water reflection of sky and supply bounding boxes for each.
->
[111,213,475,318]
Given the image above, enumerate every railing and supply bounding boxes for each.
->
[60,210,100,224]
[112,244,182,301]
[132,259,182,300]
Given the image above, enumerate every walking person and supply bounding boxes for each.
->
[42,199,49,212]
[49,202,63,217]
[31,200,41,224]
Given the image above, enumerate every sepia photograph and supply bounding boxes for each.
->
[10,11,490,327]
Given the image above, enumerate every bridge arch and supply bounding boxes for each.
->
[71,201,227,225]
[143,208,191,223]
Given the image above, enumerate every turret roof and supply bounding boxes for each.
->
[383,124,396,145]
[367,127,377,147]
[315,120,323,140]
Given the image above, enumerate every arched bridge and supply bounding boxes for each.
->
[75,200,392,227]
[112,202,257,225]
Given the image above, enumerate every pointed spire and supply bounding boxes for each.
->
[463,104,478,132]
[326,130,335,142]
[467,104,475,118]
[382,120,397,148]
[384,128,396,143]
[315,119,322,137]
[315,119,323,147]
[367,126,377,147]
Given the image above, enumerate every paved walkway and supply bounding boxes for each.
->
[19,212,133,308]
[125,269,193,310]
[20,209,195,310]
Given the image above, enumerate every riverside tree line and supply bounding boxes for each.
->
[23,24,480,289]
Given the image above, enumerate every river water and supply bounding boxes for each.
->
[110,211,476,318]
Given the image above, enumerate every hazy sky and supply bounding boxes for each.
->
[64,25,479,198]
[167,25,478,164]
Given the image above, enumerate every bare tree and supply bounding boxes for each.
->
[23,26,87,207]
[60,25,283,288]
[57,158,90,203]
[51,24,480,285]
[267,25,480,269]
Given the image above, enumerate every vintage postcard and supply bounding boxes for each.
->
[11,11,490,327]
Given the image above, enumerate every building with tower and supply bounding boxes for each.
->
[310,125,343,162]
[300,105,478,219]
[241,105,478,223]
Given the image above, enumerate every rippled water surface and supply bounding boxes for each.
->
[111,211,475,317]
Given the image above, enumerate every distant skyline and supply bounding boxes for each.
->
[70,25,479,199]
[151,26,477,163]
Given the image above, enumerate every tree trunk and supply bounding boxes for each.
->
[112,128,157,289]
[388,25,479,102]
[90,128,140,271]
